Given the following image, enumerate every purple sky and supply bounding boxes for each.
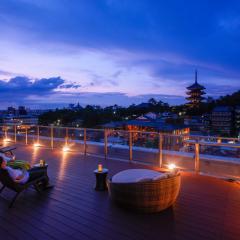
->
[0,0,240,108]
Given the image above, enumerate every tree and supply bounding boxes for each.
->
[148,98,158,106]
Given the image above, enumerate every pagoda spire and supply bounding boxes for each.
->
[195,69,198,84]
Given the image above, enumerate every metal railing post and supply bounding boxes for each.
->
[129,130,133,162]
[65,127,69,145]
[50,126,54,149]
[159,133,163,168]
[195,140,200,173]
[84,128,87,156]
[4,127,7,139]
[37,126,40,143]
[25,127,28,145]
[104,129,108,160]
[14,125,17,143]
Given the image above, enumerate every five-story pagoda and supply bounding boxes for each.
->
[186,70,206,108]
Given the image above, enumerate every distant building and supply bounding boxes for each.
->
[184,116,204,133]
[211,106,233,136]
[202,113,211,132]
[234,106,240,136]
[3,115,38,125]
[125,119,189,135]
[186,70,206,108]
[7,107,16,115]
[136,112,158,121]
[18,106,27,115]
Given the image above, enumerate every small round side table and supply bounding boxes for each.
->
[94,168,108,191]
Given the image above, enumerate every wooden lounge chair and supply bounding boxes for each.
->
[0,169,49,208]
[0,146,17,155]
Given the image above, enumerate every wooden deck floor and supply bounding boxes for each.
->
[0,145,239,240]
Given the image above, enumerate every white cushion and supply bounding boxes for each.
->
[152,173,168,181]
[112,169,164,183]
[136,177,153,183]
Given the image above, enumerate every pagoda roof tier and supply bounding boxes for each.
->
[187,83,205,90]
[186,90,206,95]
[186,96,205,101]
[186,70,206,90]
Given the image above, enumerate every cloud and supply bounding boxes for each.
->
[0,74,186,108]
[0,69,14,76]
[20,91,186,109]
[0,0,240,109]
[0,76,64,94]
[59,83,81,89]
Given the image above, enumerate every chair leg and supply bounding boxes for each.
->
[0,185,5,193]
[9,192,20,208]
[33,183,42,193]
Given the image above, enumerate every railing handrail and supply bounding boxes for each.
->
[0,124,239,179]
[1,124,239,141]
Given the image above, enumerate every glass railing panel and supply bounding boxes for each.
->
[132,131,159,166]
[85,129,104,156]
[107,130,130,162]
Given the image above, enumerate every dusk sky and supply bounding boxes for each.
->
[0,0,240,108]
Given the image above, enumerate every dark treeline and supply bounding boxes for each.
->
[39,98,170,127]
[39,90,240,128]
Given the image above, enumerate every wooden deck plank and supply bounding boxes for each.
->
[0,145,239,240]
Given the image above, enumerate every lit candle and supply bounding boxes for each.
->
[98,164,103,172]
[40,159,45,167]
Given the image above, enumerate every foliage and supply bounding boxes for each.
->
[38,98,170,127]
[39,90,240,128]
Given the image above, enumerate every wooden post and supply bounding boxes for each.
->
[50,126,54,149]
[104,129,108,160]
[195,140,200,173]
[14,125,17,143]
[84,128,87,156]
[158,133,163,168]
[129,131,133,162]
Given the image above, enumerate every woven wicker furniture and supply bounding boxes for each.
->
[108,170,181,213]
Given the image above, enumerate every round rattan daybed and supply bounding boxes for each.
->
[108,169,181,213]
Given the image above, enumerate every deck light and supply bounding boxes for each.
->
[62,145,70,152]
[168,163,176,170]
[3,138,11,143]
[33,143,42,148]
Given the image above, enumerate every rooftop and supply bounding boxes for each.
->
[213,106,233,112]
[126,119,187,131]
[0,144,239,240]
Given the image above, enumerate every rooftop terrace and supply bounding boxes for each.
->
[0,144,239,240]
